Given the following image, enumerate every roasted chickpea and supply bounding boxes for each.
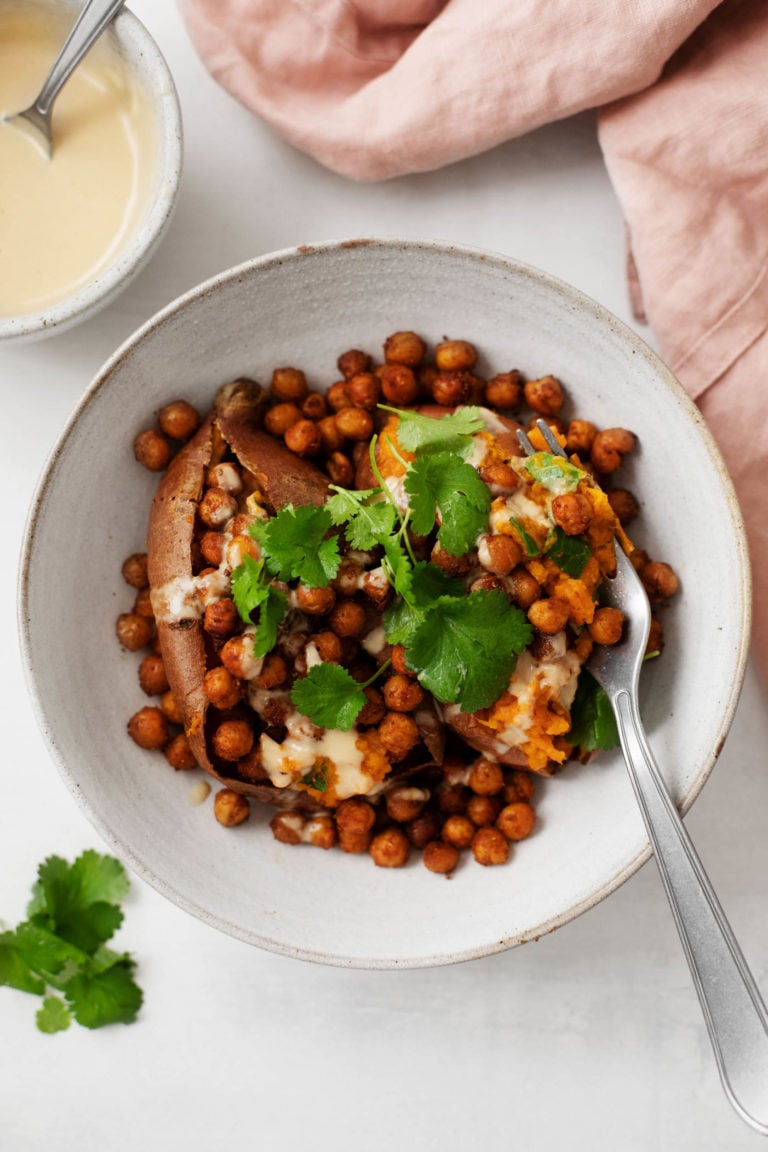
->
[646,616,665,655]
[478,533,523,576]
[133,427,173,471]
[335,406,375,441]
[384,330,426,366]
[591,428,637,473]
[468,758,504,796]
[640,560,679,602]
[317,415,345,454]
[199,487,238,529]
[295,584,336,616]
[160,690,184,726]
[116,612,153,652]
[346,372,381,410]
[496,801,536,841]
[377,363,419,405]
[300,392,328,421]
[358,685,386,726]
[336,798,376,836]
[390,645,413,676]
[206,462,243,494]
[284,419,322,457]
[133,587,154,619]
[551,491,593,536]
[121,552,148,589]
[382,674,424,713]
[264,402,303,437]
[507,567,541,610]
[466,795,502,827]
[503,769,535,804]
[328,598,367,638]
[430,543,473,576]
[485,370,523,409]
[405,809,442,848]
[369,827,411,868]
[324,451,353,487]
[226,534,260,570]
[270,366,309,403]
[199,531,227,567]
[423,840,460,875]
[164,732,198,771]
[304,816,337,849]
[312,630,344,663]
[270,812,303,845]
[588,606,625,645]
[338,828,373,854]
[326,380,352,411]
[203,665,242,710]
[524,374,564,416]
[528,597,570,635]
[441,814,475,850]
[378,711,420,762]
[158,400,200,442]
[254,652,288,691]
[138,653,169,696]
[213,789,250,827]
[212,719,254,761]
[337,348,371,379]
[127,706,169,750]
[203,598,240,639]
[386,786,430,823]
[472,826,510,866]
[435,339,477,372]
[566,419,597,456]
[431,370,473,407]
[607,488,640,525]
[436,784,470,816]
[480,462,520,494]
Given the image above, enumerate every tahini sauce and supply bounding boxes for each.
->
[0,2,156,318]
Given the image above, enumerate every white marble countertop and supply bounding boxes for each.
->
[2,4,768,1149]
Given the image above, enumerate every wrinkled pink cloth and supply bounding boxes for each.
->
[180,0,768,687]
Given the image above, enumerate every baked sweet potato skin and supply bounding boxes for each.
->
[443,707,557,776]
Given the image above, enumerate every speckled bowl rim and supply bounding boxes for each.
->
[0,1,183,343]
[18,238,753,968]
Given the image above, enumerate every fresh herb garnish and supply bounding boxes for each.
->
[0,852,142,1033]
[291,663,369,731]
[524,451,583,493]
[382,561,464,646]
[380,404,485,457]
[230,554,290,656]
[250,503,341,587]
[568,670,619,752]
[508,516,540,558]
[326,487,398,551]
[301,764,329,793]
[546,527,591,579]
[406,452,490,557]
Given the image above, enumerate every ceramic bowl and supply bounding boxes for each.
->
[19,239,751,967]
[0,0,182,343]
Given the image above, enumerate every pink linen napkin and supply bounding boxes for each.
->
[179,0,768,687]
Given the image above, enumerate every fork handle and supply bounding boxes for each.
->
[34,0,127,115]
[613,688,768,1134]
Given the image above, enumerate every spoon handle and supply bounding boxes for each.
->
[33,0,127,116]
[613,688,768,1135]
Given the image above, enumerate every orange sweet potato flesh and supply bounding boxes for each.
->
[443,709,557,776]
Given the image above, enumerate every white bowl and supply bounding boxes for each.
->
[19,239,751,967]
[0,0,182,343]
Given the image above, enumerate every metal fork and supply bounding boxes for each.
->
[519,418,768,1134]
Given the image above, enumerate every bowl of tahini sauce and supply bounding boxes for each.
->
[0,0,182,341]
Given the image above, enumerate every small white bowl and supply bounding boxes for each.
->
[0,0,182,343]
[19,239,751,967]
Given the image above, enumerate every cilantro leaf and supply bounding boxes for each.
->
[524,452,584,492]
[253,585,289,658]
[508,517,540,558]
[11,921,90,988]
[291,663,367,731]
[26,853,127,953]
[36,995,71,1034]
[568,670,619,752]
[546,527,591,578]
[382,561,464,646]
[301,764,329,793]
[381,405,484,458]
[230,553,270,623]
[406,590,533,713]
[406,452,490,556]
[65,957,143,1030]
[0,930,46,995]
[251,504,341,587]
[326,487,398,551]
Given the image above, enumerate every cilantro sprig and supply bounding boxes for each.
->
[250,503,341,587]
[0,851,142,1033]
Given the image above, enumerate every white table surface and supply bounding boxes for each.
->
[2,5,768,1150]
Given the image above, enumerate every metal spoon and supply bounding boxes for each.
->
[3,0,127,157]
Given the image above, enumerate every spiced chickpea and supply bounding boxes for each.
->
[467,795,502,827]
[301,392,328,421]
[220,636,261,679]
[332,557,363,594]
[284,419,322,457]
[337,348,370,379]
[591,428,637,473]
[524,374,564,416]
[264,402,303,437]
[316,416,344,455]
[326,451,355,487]
[405,809,442,849]
[377,363,419,405]
[423,840,460,875]
[335,406,375,442]
[328,598,367,638]
[646,616,665,655]
[203,597,240,639]
[133,427,172,472]
[238,749,269,783]
[270,812,303,845]
[588,606,625,645]
[496,801,536,841]
[378,711,420,762]
[485,370,523,409]
[295,584,336,616]
[357,685,385,726]
[369,827,411,868]
[270,366,309,403]
[386,786,430,823]
[478,533,523,576]
[116,612,153,652]
[199,487,238,529]
[336,798,376,836]
[212,719,254,761]
[441,814,475,850]
[565,419,597,456]
[551,491,593,536]
[390,645,414,676]
[199,531,226,567]
[158,400,200,442]
[640,560,679,602]
[383,330,426,366]
[507,567,540,610]
[431,370,473,407]
[528,597,570,635]
[430,543,473,576]
[312,630,344,663]
[382,674,424,713]
[133,587,154,619]
[435,339,478,372]
[607,488,640,526]
[468,757,504,796]
[480,462,520,494]
[164,732,198,771]
[503,769,535,804]
[213,789,250,828]
[436,784,470,816]
[160,690,184,726]
[127,706,169,750]
[346,372,381,410]
[252,653,287,692]
[304,816,337,850]
[338,828,373,854]
[203,666,242,710]
[121,552,148,589]
[138,653,169,696]
[206,462,243,494]
[326,381,352,411]
[471,826,510,866]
